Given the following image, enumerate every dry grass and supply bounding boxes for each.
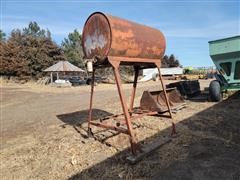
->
[0,99,216,179]
[3,79,231,179]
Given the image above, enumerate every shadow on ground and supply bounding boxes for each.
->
[60,92,240,179]
[57,109,113,126]
[57,109,114,139]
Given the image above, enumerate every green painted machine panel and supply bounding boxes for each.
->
[214,59,240,84]
[209,36,240,58]
[208,36,240,85]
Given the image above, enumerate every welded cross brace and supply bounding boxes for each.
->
[87,59,176,158]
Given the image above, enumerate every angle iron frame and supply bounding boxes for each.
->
[87,57,176,155]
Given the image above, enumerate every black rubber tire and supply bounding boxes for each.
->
[209,80,222,102]
[86,79,91,85]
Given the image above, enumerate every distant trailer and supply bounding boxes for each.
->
[143,67,183,76]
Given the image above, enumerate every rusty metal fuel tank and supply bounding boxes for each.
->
[82,12,166,64]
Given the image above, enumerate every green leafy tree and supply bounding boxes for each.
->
[162,54,181,67]
[61,29,84,68]
[0,30,6,42]
[168,54,180,67]
[23,21,46,37]
[162,55,169,68]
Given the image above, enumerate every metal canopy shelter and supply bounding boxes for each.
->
[43,61,85,83]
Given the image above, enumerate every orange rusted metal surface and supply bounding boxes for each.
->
[140,88,185,113]
[82,12,166,64]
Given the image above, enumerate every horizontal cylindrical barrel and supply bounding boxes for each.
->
[82,12,166,63]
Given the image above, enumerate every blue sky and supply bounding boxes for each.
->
[1,0,239,67]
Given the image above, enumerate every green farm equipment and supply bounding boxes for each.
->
[208,35,240,101]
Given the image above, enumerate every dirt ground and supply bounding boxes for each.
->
[1,80,239,180]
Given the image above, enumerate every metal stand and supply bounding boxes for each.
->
[157,68,177,135]
[129,66,139,112]
[87,69,95,137]
[87,58,176,157]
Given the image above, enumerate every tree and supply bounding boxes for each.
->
[0,22,65,79]
[23,21,46,37]
[162,55,169,68]
[168,54,180,67]
[61,29,84,68]
[162,54,181,67]
[0,30,25,77]
[0,30,6,42]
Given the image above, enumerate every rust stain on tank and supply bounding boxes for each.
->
[82,12,166,63]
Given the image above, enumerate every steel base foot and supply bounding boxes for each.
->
[126,137,171,164]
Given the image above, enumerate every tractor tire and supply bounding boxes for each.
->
[209,80,222,102]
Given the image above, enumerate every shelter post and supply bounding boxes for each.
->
[50,72,53,84]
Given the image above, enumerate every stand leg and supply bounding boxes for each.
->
[88,69,95,137]
[129,66,139,112]
[157,68,172,118]
[157,68,177,135]
[112,65,138,155]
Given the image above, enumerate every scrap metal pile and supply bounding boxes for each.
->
[82,12,185,163]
